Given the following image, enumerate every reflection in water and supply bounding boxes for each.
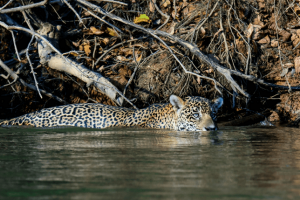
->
[0,126,300,199]
[248,128,300,192]
[33,130,218,149]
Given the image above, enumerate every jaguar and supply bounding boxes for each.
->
[0,95,223,131]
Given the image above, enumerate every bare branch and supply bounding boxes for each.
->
[0,0,14,12]
[0,59,68,104]
[62,0,86,28]
[0,0,48,14]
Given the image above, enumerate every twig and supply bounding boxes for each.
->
[123,47,140,97]
[0,59,68,104]
[96,0,127,6]
[92,37,97,68]
[0,0,14,11]
[62,0,86,28]
[49,4,67,24]
[293,39,300,50]
[95,37,145,66]
[77,0,225,94]
[0,78,18,90]
[79,6,122,34]
[0,21,135,107]
[21,10,43,98]
[26,35,43,98]
[78,0,300,94]
[65,73,90,101]
[176,3,205,30]
[219,8,232,69]
[0,0,48,14]
[10,30,20,61]
[230,26,251,75]
[152,0,170,31]
[274,0,291,92]
[223,0,246,30]
[62,50,85,56]
[21,10,34,30]
[186,0,219,42]
[194,0,210,40]
[173,0,177,20]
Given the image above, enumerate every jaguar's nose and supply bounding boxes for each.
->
[204,125,217,131]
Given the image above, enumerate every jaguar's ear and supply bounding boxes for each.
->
[212,97,223,111]
[170,95,185,112]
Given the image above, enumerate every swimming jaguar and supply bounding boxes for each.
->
[0,95,223,131]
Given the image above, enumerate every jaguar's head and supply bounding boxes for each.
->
[170,95,223,131]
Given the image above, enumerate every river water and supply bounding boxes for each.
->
[0,126,300,199]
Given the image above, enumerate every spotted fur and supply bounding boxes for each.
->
[0,95,223,131]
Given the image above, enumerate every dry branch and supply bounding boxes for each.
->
[78,0,300,96]
[0,59,68,104]
[0,0,49,14]
[0,21,137,108]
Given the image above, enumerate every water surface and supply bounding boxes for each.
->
[0,126,300,199]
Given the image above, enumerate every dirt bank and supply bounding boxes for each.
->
[0,0,300,127]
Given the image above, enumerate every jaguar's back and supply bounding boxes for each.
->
[0,103,134,129]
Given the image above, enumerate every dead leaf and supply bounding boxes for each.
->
[172,9,178,19]
[167,21,177,35]
[99,66,105,72]
[235,39,247,56]
[102,38,110,46]
[271,39,278,47]
[253,15,264,26]
[284,63,294,68]
[294,4,300,15]
[279,29,291,42]
[246,23,254,38]
[200,27,206,35]
[70,52,79,57]
[280,68,288,77]
[251,40,258,54]
[291,33,300,47]
[90,26,104,35]
[257,35,270,44]
[72,41,80,47]
[134,52,143,63]
[204,69,213,74]
[183,0,189,16]
[247,24,263,40]
[258,0,265,9]
[84,44,91,56]
[82,11,91,17]
[294,57,300,73]
[116,56,129,61]
[106,27,118,37]
[197,76,201,84]
[149,0,156,12]
[292,33,299,41]
[134,14,151,24]
[163,0,171,7]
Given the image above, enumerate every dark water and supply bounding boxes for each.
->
[0,126,300,200]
